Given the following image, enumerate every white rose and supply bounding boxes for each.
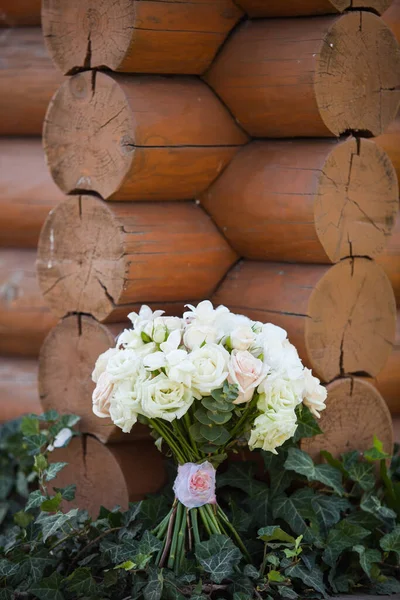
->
[162,316,182,332]
[139,374,193,422]
[144,331,195,387]
[92,371,114,418]
[183,300,229,326]
[230,325,256,351]
[249,407,298,454]
[106,349,142,381]
[190,343,229,396]
[183,323,219,350]
[228,350,267,404]
[258,377,302,412]
[302,368,327,418]
[117,328,145,350]
[128,305,165,330]
[92,347,119,383]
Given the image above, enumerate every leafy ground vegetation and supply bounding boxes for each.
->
[0,409,399,599]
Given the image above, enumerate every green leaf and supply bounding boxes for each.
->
[0,559,19,577]
[34,454,48,472]
[268,570,286,583]
[44,462,68,482]
[341,450,360,471]
[53,484,76,502]
[66,567,97,595]
[272,494,313,542]
[347,462,375,491]
[194,408,214,426]
[144,567,163,600]
[323,520,370,567]
[207,410,232,425]
[258,526,296,545]
[21,415,40,436]
[14,510,33,528]
[360,491,396,527]
[200,424,229,443]
[352,545,381,579]
[284,448,344,495]
[217,462,266,496]
[41,493,62,512]
[202,397,234,413]
[0,472,13,501]
[139,531,163,555]
[364,435,390,462]
[25,434,47,456]
[372,577,400,594]
[285,564,327,598]
[311,494,348,535]
[36,508,79,541]
[100,538,139,564]
[195,534,242,584]
[320,450,348,476]
[294,406,322,441]
[30,572,64,600]
[26,490,46,511]
[380,525,400,557]
[17,550,56,584]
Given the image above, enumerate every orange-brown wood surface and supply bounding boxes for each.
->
[212,260,396,382]
[52,436,167,516]
[0,358,41,422]
[205,13,400,138]
[383,0,400,42]
[377,215,400,304]
[376,115,400,183]
[394,416,400,442]
[44,72,247,200]
[301,377,393,460]
[44,71,248,200]
[42,0,243,75]
[39,315,154,443]
[375,314,400,414]
[37,196,237,322]
[0,0,41,27]
[238,0,392,17]
[201,138,398,263]
[0,249,57,357]
[0,28,64,135]
[0,138,65,247]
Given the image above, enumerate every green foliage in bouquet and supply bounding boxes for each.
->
[0,411,400,600]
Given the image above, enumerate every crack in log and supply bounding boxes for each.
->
[97,106,126,132]
[83,32,91,70]
[95,276,116,308]
[221,305,311,319]
[121,142,244,150]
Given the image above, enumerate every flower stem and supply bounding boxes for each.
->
[152,509,173,540]
[175,507,188,574]
[168,502,184,570]
[149,419,186,463]
[190,508,201,546]
[158,501,177,568]
[217,506,252,563]
[198,505,212,536]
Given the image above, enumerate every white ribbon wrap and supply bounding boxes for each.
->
[173,461,217,509]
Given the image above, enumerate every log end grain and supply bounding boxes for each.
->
[376,215,400,304]
[238,0,392,17]
[375,313,400,414]
[306,258,397,381]
[375,115,400,183]
[301,377,393,460]
[52,437,167,516]
[42,0,242,75]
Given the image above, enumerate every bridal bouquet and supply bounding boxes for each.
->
[92,301,327,570]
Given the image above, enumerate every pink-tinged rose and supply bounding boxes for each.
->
[92,371,114,418]
[173,461,216,509]
[228,350,267,404]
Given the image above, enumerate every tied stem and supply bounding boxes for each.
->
[168,502,184,570]
[175,507,188,574]
[190,508,201,546]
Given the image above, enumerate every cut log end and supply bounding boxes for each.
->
[39,316,128,443]
[315,12,400,137]
[238,0,392,17]
[52,437,167,516]
[37,196,125,321]
[306,258,396,381]
[315,138,399,261]
[300,378,393,461]
[43,72,133,198]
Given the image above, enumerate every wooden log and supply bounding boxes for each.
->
[0,28,64,136]
[0,358,41,422]
[205,12,400,138]
[383,0,400,43]
[42,0,243,76]
[238,0,393,17]
[39,315,156,443]
[375,314,400,414]
[376,215,400,304]
[0,0,41,27]
[375,115,400,183]
[212,259,396,382]
[300,378,393,460]
[394,416,400,442]
[0,138,65,247]
[37,196,237,322]
[43,71,247,200]
[201,138,398,263]
[52,436,167,516]
[0,249,57,357]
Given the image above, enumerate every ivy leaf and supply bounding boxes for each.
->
[44,462,68,482]
[352,545,381,579]
[341,450,360,471]
[36,509,79,541]
[123,501,142,527]
[66,567,97,595]
[100,538,139,564]
[364,435,390,462]
[0,471,13,501]
[320,451,348,476]
[53,484,76,502]
[294,406,322,441]
[17,550,56,584]
[372,577,400,594]
[21,416,40,436]
[30,572,64,600]
[41,493,62,512]
[0,559,19,577]
[195,534,242,584]
[272,493,314,542]
[360,491,397,527]
[26,490,46,512]
[258,526,296,545]
[347,462,375,491]
[311,494,349,535]
[268,570,286,583]
[139,531,163,555]
[140,496,169,530]
[285,564,328,598]
[25,434,48,456]
[14,510,33,528]
[217,462,265,495]
[380,525,400,557]
[323,520,370,567]
[284,448,344,496]
[144,567,163,600]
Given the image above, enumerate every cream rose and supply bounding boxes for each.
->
[92,371,114,418]
[106,348,151,381]
[189,343,229,396]
[230,325,256,351]
[302,368,327,418]
[228,350,267,404]
[117,328,145,350]
[108,375,147,433]
[249,407,298,454]
[139,374,193,422]
[91,347,119,383]
[258,377,302,412]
